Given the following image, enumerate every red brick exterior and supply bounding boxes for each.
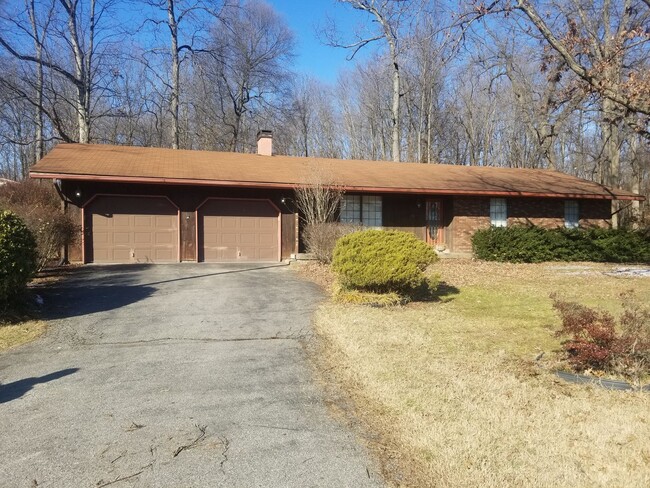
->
[448,197,490,253]
[449,197,612,253]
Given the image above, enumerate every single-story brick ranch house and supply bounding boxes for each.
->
[29,132,643,264]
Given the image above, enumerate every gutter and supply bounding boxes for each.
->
[29,171,645,201]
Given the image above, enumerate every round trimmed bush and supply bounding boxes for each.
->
[0,210,38,309]
[332,229,438,295]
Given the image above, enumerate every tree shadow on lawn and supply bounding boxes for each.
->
[418,281,461,303]
[0,368,79,404]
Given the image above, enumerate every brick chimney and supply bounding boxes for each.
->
[257,130,273,156]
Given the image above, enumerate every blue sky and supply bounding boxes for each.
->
[267,0,376,84]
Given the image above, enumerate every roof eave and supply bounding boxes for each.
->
[28,171,644,201]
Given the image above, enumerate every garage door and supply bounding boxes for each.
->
[87,196,179,263]
[199,199,279,262]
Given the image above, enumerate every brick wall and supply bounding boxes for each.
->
[450,197,490,253]
[450,197,612,253]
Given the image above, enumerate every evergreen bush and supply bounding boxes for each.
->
[332,229,438,295]
[472,226,650,263]
[0,211,38,312]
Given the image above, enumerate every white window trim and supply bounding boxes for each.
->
[564,200,580,229]
[490,198,508,227]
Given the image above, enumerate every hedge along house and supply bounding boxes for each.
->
[29,132,643,264]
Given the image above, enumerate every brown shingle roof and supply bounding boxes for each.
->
[30,143,642,200]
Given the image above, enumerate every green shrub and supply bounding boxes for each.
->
[472,226,650,263]
[332,229,439,295]
[0,211,38,312]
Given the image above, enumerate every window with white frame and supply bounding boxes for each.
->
[564,200,579,228]
[490,198,508,227]
[340,194,382,226]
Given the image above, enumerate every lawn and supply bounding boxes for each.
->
[0,268,64,352]
[0,320,47,351]
[303,260,650,488]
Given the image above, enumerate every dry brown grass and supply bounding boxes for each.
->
[0,320,46,351]
[0,266,71,351]
[308,259,650,488]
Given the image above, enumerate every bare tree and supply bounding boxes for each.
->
[140,0,226,149]
[325,0,424,162]
[0,0,121,144]
[294,161,344,225]
[194,0,295,152]
[276,76,344,159]
[26,0,55,159]
[511,0,650,120]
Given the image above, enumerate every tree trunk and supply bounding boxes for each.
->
[61,0,91,143]
[601,98,622,227]
[388,38,400,162]
[167,0,180,149]
[27,0,45,160]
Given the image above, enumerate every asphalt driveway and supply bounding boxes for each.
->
[0,264,381,487]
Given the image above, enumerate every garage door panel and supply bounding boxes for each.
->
[155,215,175,227]
[113,214,131,227]
[200,200,279,262]
[93,249,110,261]
[221,248,238,260]
[240,233,256,245]
[221,217,238,229]
[113,249,132,262]
[133,215,152,227]
[259,219,276,230]
[113,232,131,245]
[155,232,173,245]
[221,233,239,245]
[134,232,153,244]
[240,218,257,230]
[88,196,178,264]
[258,248,277,261]
[94,231,109,245]
[155,248,175,261]
[259,233,276,246]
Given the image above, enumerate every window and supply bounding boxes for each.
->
[490,198,507,227]
[340,195,361,223]
[340,194,382,226]
[362,195,383,227]
[565,200,579,229]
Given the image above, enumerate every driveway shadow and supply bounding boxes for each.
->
[141,263,289,287]
[38,265,156,320]
[0,368,79,404]
[37,263,291,320]
[42,284,157,320]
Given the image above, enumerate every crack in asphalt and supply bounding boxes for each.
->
[218,436,230,475]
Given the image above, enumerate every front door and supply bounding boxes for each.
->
[426,199,444,247]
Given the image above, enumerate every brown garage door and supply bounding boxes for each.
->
[87,196,179,263]
[199,199,279,262]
